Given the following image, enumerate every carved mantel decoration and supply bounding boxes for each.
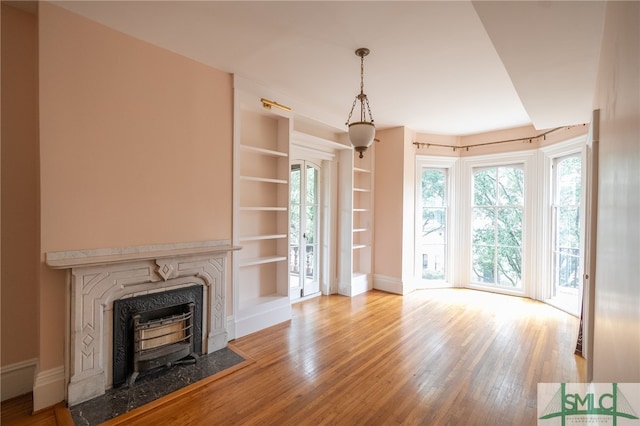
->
[46,240,240,405]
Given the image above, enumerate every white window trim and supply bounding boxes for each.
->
[538,136,588,308]
[415,155,459,288]
[460,150,538,298]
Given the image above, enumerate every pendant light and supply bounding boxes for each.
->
[346,48,375,158]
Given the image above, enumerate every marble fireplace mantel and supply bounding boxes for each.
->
[46,240,240,405]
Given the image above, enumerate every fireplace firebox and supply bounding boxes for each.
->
[113,285,203,386]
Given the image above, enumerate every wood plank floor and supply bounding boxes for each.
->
[2,289,585,425]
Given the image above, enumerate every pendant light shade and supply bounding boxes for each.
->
[348,122,375,157]
[346,48,375,158]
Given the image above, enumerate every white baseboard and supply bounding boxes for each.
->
[33,365,65,411]
[373,274,410,295]
[0,358,38,401]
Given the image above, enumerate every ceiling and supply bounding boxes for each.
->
[53,1,606,136]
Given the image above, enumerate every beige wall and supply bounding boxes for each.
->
[592,1,640,382]
[37,1,233,373]
[1,4,40,367]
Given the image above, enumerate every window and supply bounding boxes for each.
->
[471,166,524,288]
[419,168,447,281]
[551,155,582,297]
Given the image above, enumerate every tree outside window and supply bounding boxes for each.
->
[471,166,524,287]
[421,169,447,280]
[552,155,582,293]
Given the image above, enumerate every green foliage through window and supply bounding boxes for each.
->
[420,169,447,280]
[471,166,524,287]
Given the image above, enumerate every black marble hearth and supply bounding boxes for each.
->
[70,347,245,426]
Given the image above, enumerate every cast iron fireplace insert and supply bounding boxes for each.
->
[112,285,203,386]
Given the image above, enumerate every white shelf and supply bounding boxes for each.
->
[354,167,371,174]
[239,256,287,267]
[353,208,369,212]
[240,176,288,184]
[353,187,370,193]
[234,90,292,339]
[353,228,367,233]
[239,234,287,242]
[353,244,368,250]
[240,206,287,212]
[240,144,288,158]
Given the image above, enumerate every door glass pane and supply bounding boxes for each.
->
[290,203,300,278]
[306,165,318,204]
[290,162,320,299]
[290,165,301,204]
[290,164,301,285]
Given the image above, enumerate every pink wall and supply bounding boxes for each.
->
[1,4,40,367]
[414,125,587,157]
[373,127,405,278]
[592,1,640,382]
[37,2,233,371]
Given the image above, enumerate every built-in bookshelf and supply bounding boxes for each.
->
[352,147,374,291]
[233,93,292,338]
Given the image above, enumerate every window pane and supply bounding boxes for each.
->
[497,167,524,206]
[558,207,580,248]
[472,207,495,246]
[472,245,495,284]
[422,244,445,280]
[497,246,522,286]
[418,167,448,282]
[422,169,445,207]
[551,154,582,303]
[557,248,580,289]
[558,157,581,206]
[422,208,446,244]
[473,168,496,206]
[472,165,524,288]
[497,207,522,247]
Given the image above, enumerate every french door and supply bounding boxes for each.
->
[289,161,320,299]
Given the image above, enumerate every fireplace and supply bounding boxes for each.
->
[45,240,240,406]
[113,285,203,386]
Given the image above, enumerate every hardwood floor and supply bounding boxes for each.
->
[2,289,585,425]
[0,393,70,426]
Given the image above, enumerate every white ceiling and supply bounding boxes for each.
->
[53,1,606,136]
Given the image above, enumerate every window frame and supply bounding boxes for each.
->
[460,150,537,297]
[470,164,525,288]
[539,136,587,309]
[414,156,458,288]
